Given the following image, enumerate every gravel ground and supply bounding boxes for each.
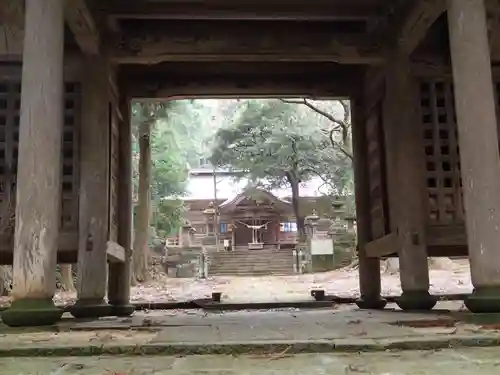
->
[48,259,472,305]
[0,259,472,306]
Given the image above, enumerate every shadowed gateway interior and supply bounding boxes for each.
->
[0,0,499,326]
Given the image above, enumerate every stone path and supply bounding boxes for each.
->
[1,302,500,356]
[2,348,500,374]
[2,302,500,373]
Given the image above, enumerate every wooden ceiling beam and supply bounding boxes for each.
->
[0,0,24,56]
[123,70,360,99]
[107,2,380,21]
[376,0,446,55]
[65,0,100,55]
[108,26,383,65]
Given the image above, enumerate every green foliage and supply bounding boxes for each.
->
[130,98,354,239]
[210,99,351,194]
[131,100,216,237]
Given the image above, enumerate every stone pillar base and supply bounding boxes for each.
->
[355,296,387,310]
[68,299,112,319]
[1,299,63,327]
[395,291,437,311]
[110,304,135,317]
[465,287,500,313]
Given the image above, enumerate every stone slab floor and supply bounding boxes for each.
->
[2,348,500,374]
[2,302,500,374]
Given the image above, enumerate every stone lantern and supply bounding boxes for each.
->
[304,209,320,238]
[178,219,195,247]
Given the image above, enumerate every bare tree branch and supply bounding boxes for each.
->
[279,98,352,152]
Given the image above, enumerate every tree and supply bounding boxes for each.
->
[132,103,155,284]
[130,99,213,283]
[210,99,350,237]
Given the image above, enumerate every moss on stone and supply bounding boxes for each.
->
[0,299,63,327]
[395,291,437,311]
[465,287,500,313]
[68,299,112,319]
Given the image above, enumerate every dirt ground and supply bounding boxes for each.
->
[0,259,472,306]
[47,258,472,305]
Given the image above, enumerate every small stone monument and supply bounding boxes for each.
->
[305,210,335,272]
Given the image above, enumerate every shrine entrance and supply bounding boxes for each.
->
[2,0,500,327]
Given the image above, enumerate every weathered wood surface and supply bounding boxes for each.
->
[383,52,430,293]
[64,0,100,55]
[107,1,381,21]
[11,0,65,300]
[351,92,383,302]
[110,21,383,64]
[365,232,398,258]
[124,62,362,99]
[76,57,110,301]
[448,0,500,288]
[106,241,125,263]
[108,93,133,306]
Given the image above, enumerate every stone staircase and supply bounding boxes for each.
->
[208,247,296,276]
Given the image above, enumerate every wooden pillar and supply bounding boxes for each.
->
[384,54,436,310]
[351,97,386,310]
[68,58,112,318]
[0,0,65,327]
[108,95,134,316]
[448,0,500,312]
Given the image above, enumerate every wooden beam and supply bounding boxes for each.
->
[377,0,445,55]
[365,232,399,258]
[0,0,24,28]
[109,25,383,65]
[0,0,24,56]
[107,2,380,21]
[106,241,126,263]
[125,73,359,99]
[65,0,100,55]
[427,225,467,247]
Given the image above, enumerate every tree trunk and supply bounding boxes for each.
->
[59,264,75,291]
[289,176,305,240]
[132,116,152,284]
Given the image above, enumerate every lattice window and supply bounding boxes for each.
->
[108,103,119,242]
[61,82,80,230]
[366,101,390,239]
[419,80,463,225]
[0,78,80,232]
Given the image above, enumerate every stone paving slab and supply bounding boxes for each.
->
[1,304,500,357]
[2,348,500,374]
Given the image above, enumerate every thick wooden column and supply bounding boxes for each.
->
[384,54,436,311]
[352,97,386,310]
[108,95,134,316]
[448,0,500,313]
[68,58,112,318]
[0,0,65,327]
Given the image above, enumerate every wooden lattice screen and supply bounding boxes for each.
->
[366,100,390,240]
[108,103,119,242]
[0,79,79,232]
[419,80,464,225]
